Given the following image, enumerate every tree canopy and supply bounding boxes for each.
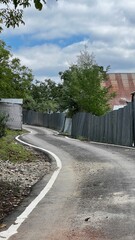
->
[29,79,63,113]
[0,40,34,98]
[59,49,115,116]
[0,0,57,28]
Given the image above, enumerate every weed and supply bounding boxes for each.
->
[0,129,36,162]
[77,135,88,141]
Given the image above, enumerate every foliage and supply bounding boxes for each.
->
[59,49,115,116]
[0,112,8,137]
[10,58,33,98]
[0,0,57,28]
[0,40,34,98]
[23,95,37,111]
[27,79,63,113]
[0,40,12,96]
[0,129,37,162]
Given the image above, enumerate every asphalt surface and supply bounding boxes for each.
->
[3,125,135,240]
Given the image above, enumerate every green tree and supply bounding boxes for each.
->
[59,49,115,116]
[23,95,37,110]
[10,58,33,98]
[0,40,13,96]
[0,0,57,28]
[0,40,34,98]
[59,66,80,116]
[30,79,63,113]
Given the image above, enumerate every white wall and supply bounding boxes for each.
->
[0,103,22,130]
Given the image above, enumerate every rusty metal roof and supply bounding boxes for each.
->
[105,73,135,109]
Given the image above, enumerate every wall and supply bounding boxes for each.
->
[0,103,22,130]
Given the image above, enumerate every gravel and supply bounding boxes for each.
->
[0,148,51,225]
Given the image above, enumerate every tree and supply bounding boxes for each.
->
[59,66,81,116]
[30,79,63,113]
[0,0,57,28]
[10,58,33,98]
[0,40,34,98]
[0,40,13,96]
[59,49,115,116]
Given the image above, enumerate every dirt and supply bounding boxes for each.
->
[0,149,51,227]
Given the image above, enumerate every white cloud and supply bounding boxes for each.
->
[1,0,135,82]
[13,41,86,81]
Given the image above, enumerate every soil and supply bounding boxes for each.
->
[0,148,51,227]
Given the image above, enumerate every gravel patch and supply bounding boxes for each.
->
[0,148,51,225]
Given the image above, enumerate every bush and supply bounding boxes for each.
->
[0,113,8,138]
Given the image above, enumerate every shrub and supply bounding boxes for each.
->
[0,113,8,138]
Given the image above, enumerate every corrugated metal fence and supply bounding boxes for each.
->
[72,103,133,147]
[23,110,65,131]
[23,102,134,147]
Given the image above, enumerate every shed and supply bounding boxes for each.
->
[0,98,23,130]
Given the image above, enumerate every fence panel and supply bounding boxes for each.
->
[24,111,43,126]
[93,116,99,142]
[23,103,134,147]
[107,112,114,144]
[47,113,65,131]
[63,118,72,135]
[99,115,106,143]
[71,112,87,138]
[121,103,133,146]
[111,110,118,144]
[71,103,133,147]
[43,113,49,128]
[81,113,90,139]
[23,110,33,125]
[23,110,65,131]
[87,114,94,141]
[132,100,135,145]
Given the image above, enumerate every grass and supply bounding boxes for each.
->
[77,135,88,141]
[0,129,37,163]
[0,129,51,224]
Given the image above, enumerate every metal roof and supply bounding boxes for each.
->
[105,73,135,108]
[0,98,23,104]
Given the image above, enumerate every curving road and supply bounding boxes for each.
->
[2,125,135,240]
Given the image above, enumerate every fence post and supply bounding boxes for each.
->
[131,92,135,146]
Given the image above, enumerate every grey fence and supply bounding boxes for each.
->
[23,102,134,147]
[72,103,133,147]
[23,110,65,131]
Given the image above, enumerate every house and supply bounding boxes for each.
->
[0,98,23,130]
[105,73,135,110]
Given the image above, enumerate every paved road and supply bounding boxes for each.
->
[3,125,135,239]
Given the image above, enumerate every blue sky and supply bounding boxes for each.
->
[1,0,135,83]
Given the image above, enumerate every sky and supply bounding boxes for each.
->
[1,0,135,83]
